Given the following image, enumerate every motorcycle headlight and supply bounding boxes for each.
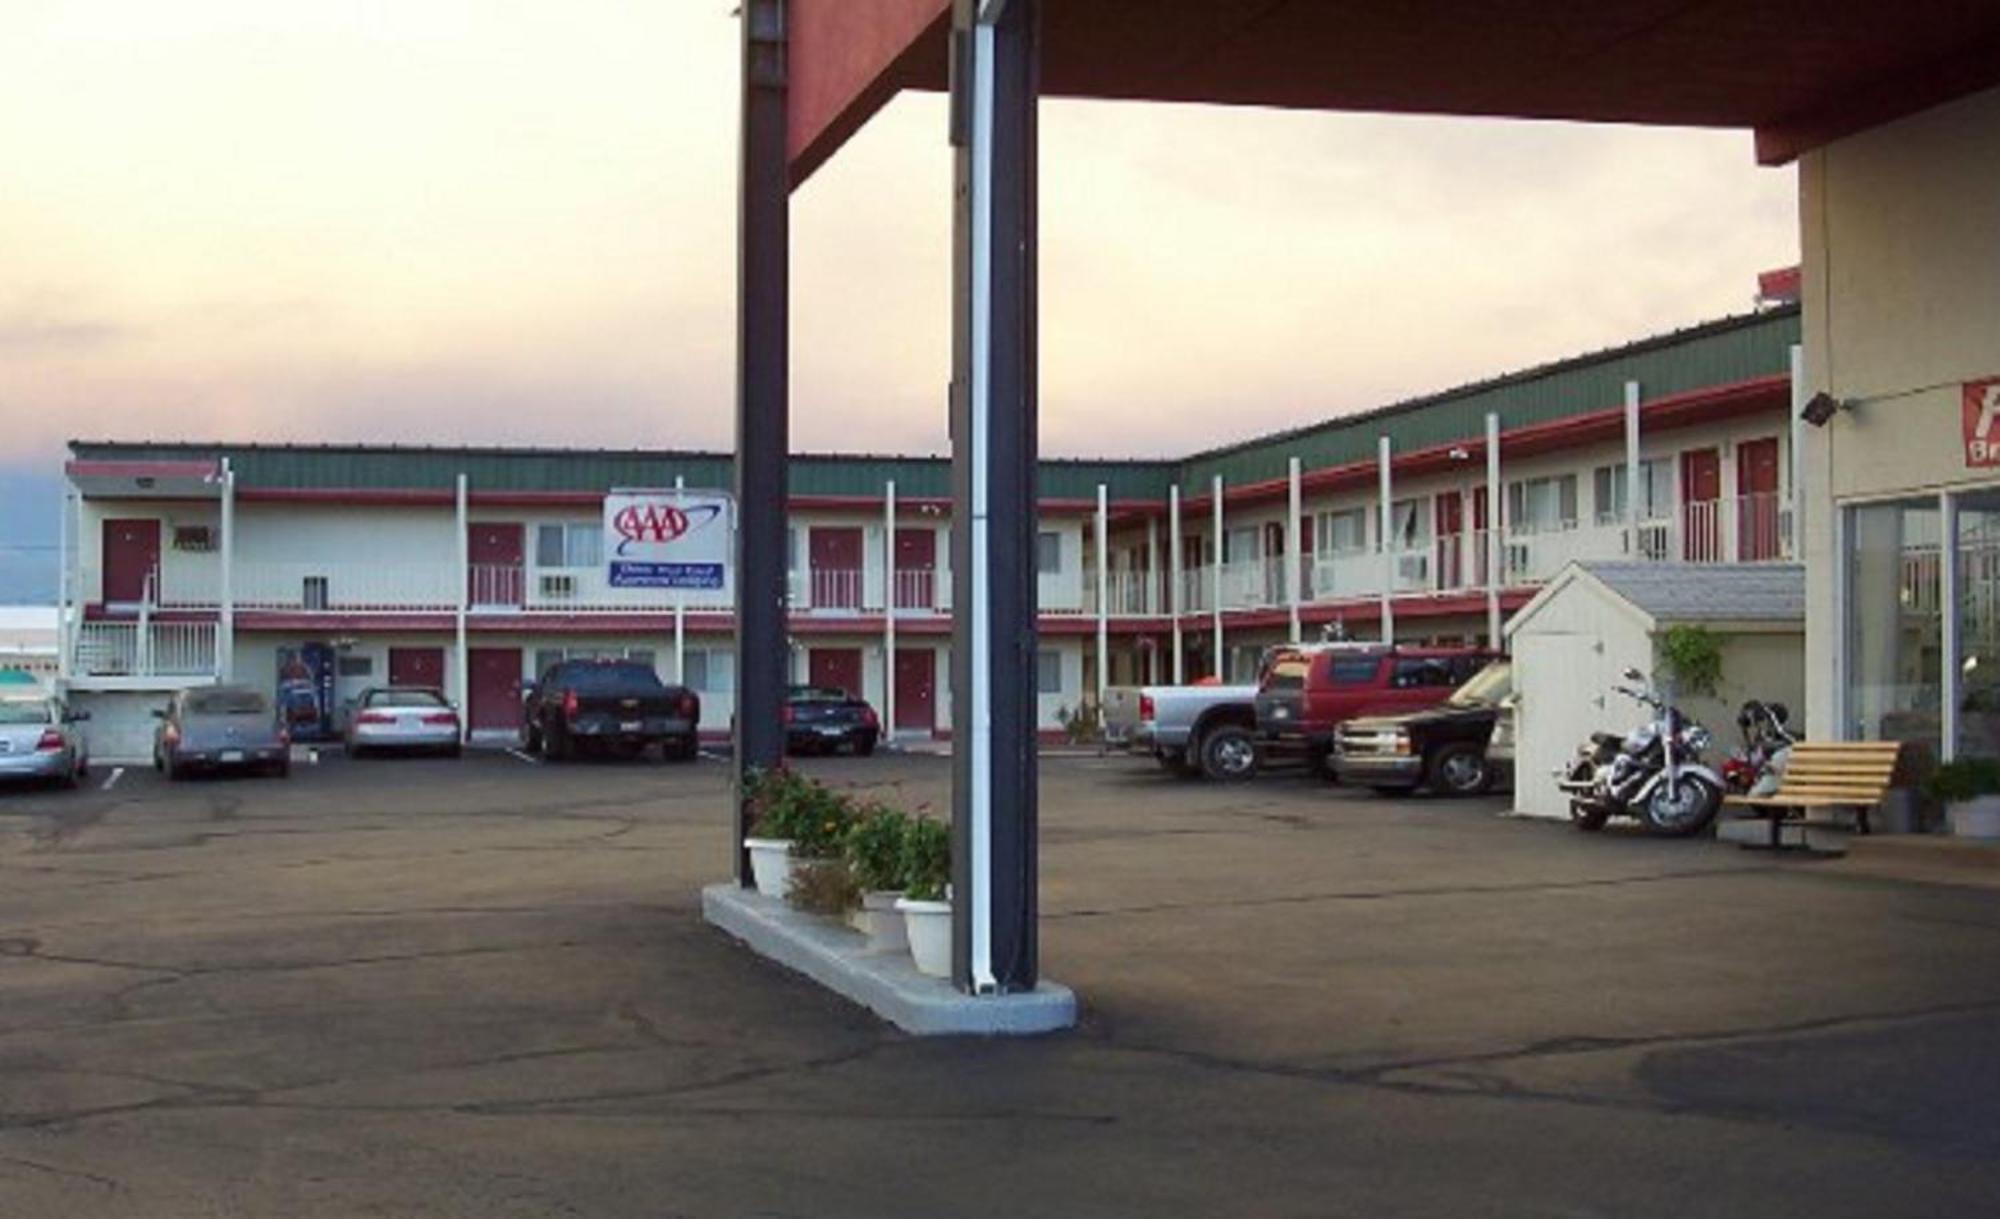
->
[1684,726,1713,753]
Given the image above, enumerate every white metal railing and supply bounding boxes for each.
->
[239,561,460,612]
[892,568,947,613]
[517,566,733,612]
[1091,569,1159,616]
[72,621,218,679]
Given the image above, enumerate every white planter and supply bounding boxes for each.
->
[896,897,952,978]
[854,890,908,954]
[743,837,796,898]
[1948,795,2000,840]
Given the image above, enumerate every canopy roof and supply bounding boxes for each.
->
[789,0,2000,183]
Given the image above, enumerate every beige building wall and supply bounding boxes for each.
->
[1800,85,2000,737]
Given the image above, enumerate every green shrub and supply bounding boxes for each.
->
[1655,624,1724,698]
[787,858,861,915]
[901,816,952,902]
[743,767,856,858]
[844,804,911,893]
[1924,756,2000,804]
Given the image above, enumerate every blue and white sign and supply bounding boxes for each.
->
[604,489,732,590]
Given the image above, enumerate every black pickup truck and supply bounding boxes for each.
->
[1331,660,1514,796]
[523,659,700,762]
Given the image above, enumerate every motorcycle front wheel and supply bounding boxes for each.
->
[1569,800,1611,832]
[1643,774,1722,837]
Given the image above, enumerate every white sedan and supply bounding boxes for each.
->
[343,687,463,758]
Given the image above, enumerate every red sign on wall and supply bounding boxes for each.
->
[1964,378,2000,467]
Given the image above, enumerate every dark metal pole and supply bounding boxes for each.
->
[735,0,789,884]
[948,0,1039,994]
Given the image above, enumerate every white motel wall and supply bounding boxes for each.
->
[1800,84,2000,766]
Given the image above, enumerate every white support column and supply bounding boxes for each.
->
[1146,511,1160,617]
[1210,474,1224,679]
[1486,412,1502,649]
[1169,486,1184,684]
[219,459,235,680]
[1942,490,1960,762]
[675,474,689,686]
[55,477,70,684]
[1378,436,1394,645]
[454,474,469,726]
[1287,456,1303,644]
[884,479,897,738]
[1624,380,1642,555]
[1789,343,1805,553]
[1094,483,1108,708]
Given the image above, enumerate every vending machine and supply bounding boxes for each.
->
[275,643,338,742]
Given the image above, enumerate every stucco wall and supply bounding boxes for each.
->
[1799,85,2000,738]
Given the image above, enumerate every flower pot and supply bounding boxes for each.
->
[1948,795,2000,840]
[895,896,952,978]
[743,837,796,898]
[854,890,908,954]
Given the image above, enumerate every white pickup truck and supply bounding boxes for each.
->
[1102,682,1263,781]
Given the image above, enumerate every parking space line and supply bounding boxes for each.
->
[506,748,541,766]
[100,767,124,791]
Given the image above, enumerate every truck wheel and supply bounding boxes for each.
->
[1426,743,1493,796]
[1198,725,1259,782]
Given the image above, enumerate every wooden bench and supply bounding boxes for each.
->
[1723,741,1905,850]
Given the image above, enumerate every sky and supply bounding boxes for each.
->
[0,1,1798,600]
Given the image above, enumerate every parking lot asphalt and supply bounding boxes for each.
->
[2,750,1999,1217]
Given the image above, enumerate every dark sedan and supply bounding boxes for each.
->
[153,686,291,780]
[784,686,880,756]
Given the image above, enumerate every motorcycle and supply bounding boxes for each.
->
[1556,668,1726,836]
[1721,699,1796,796]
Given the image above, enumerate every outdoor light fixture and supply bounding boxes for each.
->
[1448,447,1471,461]
[1799,391,1846,427]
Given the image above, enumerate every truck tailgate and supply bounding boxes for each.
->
[1102,687,1146,745]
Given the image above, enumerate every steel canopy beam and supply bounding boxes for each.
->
[948,0,1038,995]
[736,0,790,882]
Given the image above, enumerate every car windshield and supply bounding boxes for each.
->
[0,701,52,725]
[187,690,268,716]
[1448,661,1513,707]
[559,663,664,693]
[366,689,446,708]
[789,687,851,703]
[1260,652,1311,691]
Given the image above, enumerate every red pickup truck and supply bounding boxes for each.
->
[1253,644,1499,770]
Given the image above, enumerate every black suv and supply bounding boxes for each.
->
[1331,659,1514,795]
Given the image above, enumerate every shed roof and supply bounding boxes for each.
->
[1504,561,1806,641]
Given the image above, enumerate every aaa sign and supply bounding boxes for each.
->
[1964,378,2000,467]
[604,490,732,590]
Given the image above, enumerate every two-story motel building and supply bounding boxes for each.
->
[53,302,1802,759]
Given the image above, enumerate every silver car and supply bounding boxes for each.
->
[154,686,291,780]
[0,697,90,788]
[344,687,463,758]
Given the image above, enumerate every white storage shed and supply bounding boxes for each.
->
[1507,562,1806,820]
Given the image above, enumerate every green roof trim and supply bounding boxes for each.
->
[72,306,1799,503]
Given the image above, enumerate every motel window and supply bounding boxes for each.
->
[1223,526,1259,565]
[685,649,735,694]
[1592,460,1671,524]
[1507,475,1578,535]
[1035,650,1062,695]
[336,656,373,678]
[535,523,602,569]
[1315,508,1368,555]
[1389,498,1430,552]
[1036,531,1063,575]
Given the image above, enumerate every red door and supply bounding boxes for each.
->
[1435,491,1465,589]
[895,528,937,609]
[1681,448,1722,561]
[469,524,525,606]
[102,519,161,605]
[1736,438,1782,561]
[467,648,523,731]
[809,648,864,699]
[894,648,935,732]
[1471,488,1490,584]
[809,528,864,608]
[389,647,445,689]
